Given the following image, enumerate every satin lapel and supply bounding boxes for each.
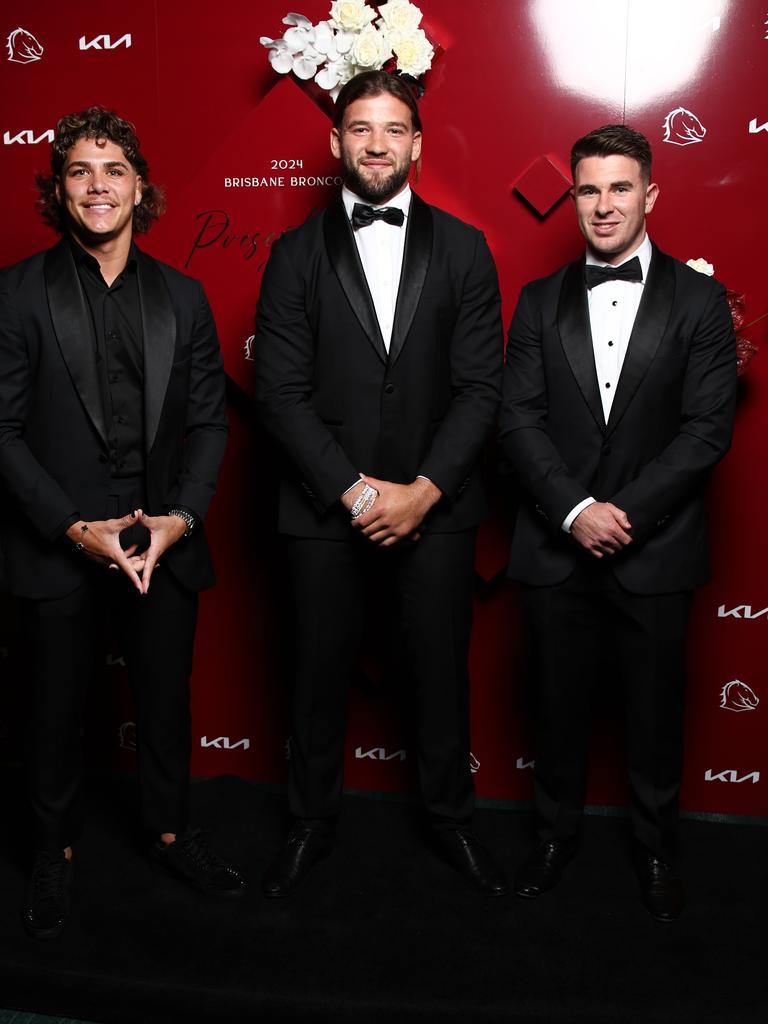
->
[388,193,432,366]
[605,245,675,437]
[138,250,176,454]
[323,197,387,363]
[44,240,109,447]
[557,259,605,431]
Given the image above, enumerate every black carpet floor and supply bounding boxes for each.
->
[0,776,765,1024]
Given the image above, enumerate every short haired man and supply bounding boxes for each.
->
[254,71,507,897]
[500,124,736,920]
[0,107,242,939]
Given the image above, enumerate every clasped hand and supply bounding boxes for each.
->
[571,501,632,558]
[65,509,187,594]
[344,475,441,548]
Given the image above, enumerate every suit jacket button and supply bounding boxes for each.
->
[384,383,395,394]
[98,453,108,463]
[602,444,612,455]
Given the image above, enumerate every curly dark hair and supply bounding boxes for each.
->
[570,124,652,184]
[36,106,165,234]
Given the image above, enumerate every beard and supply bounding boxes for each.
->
[341,151,411,204]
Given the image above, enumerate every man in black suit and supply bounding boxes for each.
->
[254,71,506,897]
[500,125,736,920]
[0,107,243,939]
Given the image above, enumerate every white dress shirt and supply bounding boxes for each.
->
[340,185,413,498]
[562,234,652,531]
[342,184,410,352]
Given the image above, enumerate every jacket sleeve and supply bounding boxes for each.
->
[609,281,736,540]
[253,234,359,513]
[168,280,228,521]
[499,282,592,528]
[0,278,79,540]
[417,231,503,498]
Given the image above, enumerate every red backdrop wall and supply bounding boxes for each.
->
[1,0,766,817]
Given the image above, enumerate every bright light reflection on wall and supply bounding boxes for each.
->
[531,0,730,109]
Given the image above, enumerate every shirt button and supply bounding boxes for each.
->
[612,300,618,306]
[605,382,611,389]
[608,341,614,347]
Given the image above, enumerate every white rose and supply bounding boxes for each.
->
[686,257,715,276]
[350,24,391,69]
[390,26,433,76]
[377,1,423,32]
[329,0,376,32]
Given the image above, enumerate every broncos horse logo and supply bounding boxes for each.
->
[720,679,760,713]
[6,27,44,64]
[663,107,706,146]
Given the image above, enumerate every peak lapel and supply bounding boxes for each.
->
[605,245,675,437]
[44,241,109,447]
[138,250,176,454]
[558,259,606,431]
[323,197,387,364]
[388,193,432,366]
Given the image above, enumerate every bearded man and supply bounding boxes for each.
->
[253,71,506,898]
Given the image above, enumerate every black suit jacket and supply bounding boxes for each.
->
[0,238,227,599]
[500,244,737,594]
[253,192,503,538]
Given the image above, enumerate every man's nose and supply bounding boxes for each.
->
[88,172,109,192]
[595,190,613,215]
[365,129,388,153]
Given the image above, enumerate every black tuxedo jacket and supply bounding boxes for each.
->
[254,193,502,538]
[0,239,227,600]
[500,244,737,594]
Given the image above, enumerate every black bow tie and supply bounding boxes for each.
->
[584,256,643,289]
[351,203,405,229]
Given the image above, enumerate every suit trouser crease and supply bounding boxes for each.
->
[21,478,198,849]
[522,564,691,860]
[286,531,476,825]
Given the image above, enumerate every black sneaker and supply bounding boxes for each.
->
[151,827,245,896]
[23,850,72,940]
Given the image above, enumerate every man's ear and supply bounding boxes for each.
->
[330,127,341,160]
[644,181,659,215]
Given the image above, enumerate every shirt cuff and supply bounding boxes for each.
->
[340,476,363,499]
[562,497,596,533]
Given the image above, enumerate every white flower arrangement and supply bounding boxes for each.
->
[261,1,434,99]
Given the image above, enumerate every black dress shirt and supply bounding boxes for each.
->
[70,239,145,477]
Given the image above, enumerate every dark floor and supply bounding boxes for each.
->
[0,776,766,1024]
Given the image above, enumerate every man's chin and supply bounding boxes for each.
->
[346,169,408,205]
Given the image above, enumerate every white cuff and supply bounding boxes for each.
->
[562,497,596,533]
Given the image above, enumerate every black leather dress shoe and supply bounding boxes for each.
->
[23,850,72,940]
[514,839,576,898]
[635,853,685,922]
[262,823,332,898]
[432,828,509,897]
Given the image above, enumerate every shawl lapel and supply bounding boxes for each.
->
[557,258,606,432]
[44,240,109,447]
[137,249,176,454]
[323,197,387,363]
[605,244,675,437]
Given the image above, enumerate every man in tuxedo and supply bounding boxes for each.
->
[500,125,736,920]
[254,71,506,897]
[0,107,243,939]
